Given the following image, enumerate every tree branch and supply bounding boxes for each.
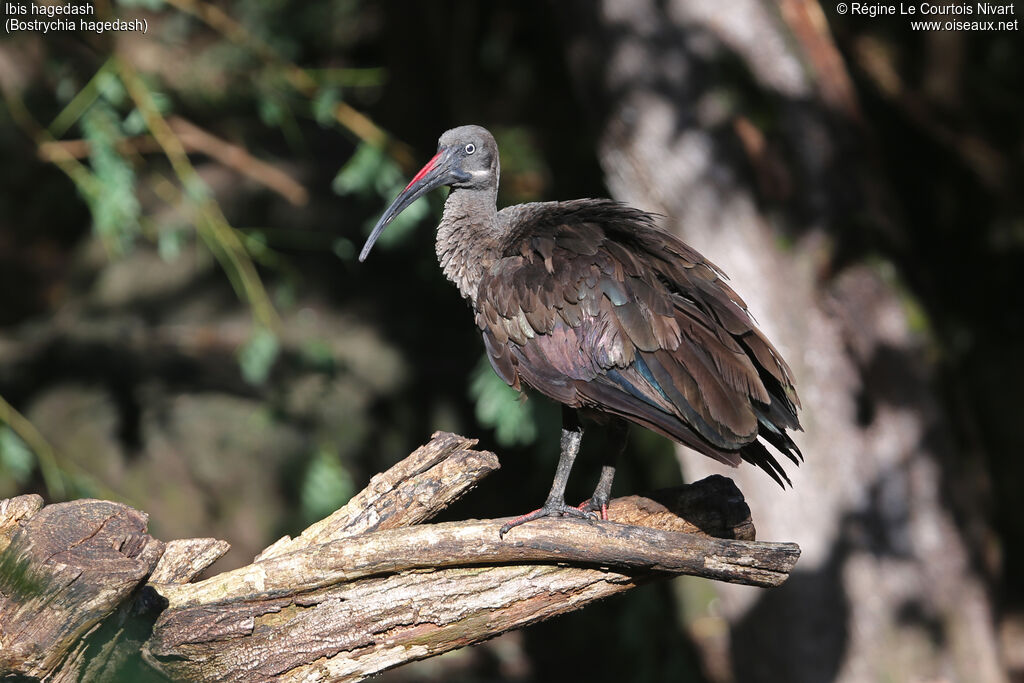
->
[37,117,310,207]
[0,432,800,682]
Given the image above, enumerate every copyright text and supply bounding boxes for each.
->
[835,2,1018,29]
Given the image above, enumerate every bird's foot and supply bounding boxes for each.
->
[499,501,591,538]
[576,498,609,521]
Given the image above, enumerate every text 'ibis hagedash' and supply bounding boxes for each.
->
[360,125,803,537]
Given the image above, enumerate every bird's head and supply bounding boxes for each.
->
[359,125,498,262]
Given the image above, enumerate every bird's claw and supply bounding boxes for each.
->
[576,499,609,521]
[498,501,594,538]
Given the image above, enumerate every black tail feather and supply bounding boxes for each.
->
[740,439,792,488]
[758,420,803,465]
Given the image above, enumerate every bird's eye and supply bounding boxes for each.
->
[464,143,476,155]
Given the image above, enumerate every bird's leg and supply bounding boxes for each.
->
[499,407,591,538]
[578,418,627,520]
[578,466,615,521]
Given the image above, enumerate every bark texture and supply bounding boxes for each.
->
[559,2,1003,682]
[0,496,165,680]
[0,432,799,682]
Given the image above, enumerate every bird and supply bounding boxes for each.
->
[359,125,802,537]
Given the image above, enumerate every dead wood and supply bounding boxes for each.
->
[0,432,800,682]
[0,497,164,680]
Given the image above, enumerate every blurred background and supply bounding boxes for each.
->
[1,0,1021,681]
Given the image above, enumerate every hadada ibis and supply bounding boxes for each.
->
[359,125,802,537]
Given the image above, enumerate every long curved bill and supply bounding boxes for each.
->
[358,148,453,262]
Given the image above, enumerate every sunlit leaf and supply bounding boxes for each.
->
[371,159,404,197]
[274,280,296,310]
[158,227,189,262]
[95,70,127,106]
[55,75,77,103]
[332,143,385,198]
[238,327,280,385]
[469,355,537,447]
[121,108,147,135]
[334,143,435,252]
[312,87,341,127]
[362,194,426,250]
[300,446,354,522]
[183,175,211,203]
[0,426,35,484]
[258,96,287,128]
[243,230,269,258]
[148,90,172,115]
[299,339,335,373]
[80,101,141,255]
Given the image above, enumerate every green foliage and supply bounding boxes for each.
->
[64,475,100,500]
[243,229,270,259]
[157,226,190,262]
[312,87,342,127]
[300,446,354,523]
[492,125,550,205]
[79,100,141,255]
[257,93,289,129]
[332,143,382,196]
[331,236,356,262]
[182,174,212,203]
[0,547,46,602]
[0,426,35,484]
[122,88,173,137]
[238,327,280,385]
[273,280,297,310]
[255,80,304,149]
[333,142,432,250]
[469,355,538,447]
[121,108,147,136]
[94,70,127,108]
[49,60,114,138]
[299,339,336,374]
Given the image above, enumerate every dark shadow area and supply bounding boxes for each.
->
[732,546,849,683]
[730,462,934,683]
[526,580,703,683]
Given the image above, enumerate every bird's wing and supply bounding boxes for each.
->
[475,200,801,481]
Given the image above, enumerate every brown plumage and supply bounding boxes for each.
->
[360,125,802,536]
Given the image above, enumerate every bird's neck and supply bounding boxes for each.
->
[436,187,501,305]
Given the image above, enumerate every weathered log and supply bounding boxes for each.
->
[0,497,164,680]
[0,432,800,682]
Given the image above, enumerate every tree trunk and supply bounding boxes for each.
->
[559,2,1004,681]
